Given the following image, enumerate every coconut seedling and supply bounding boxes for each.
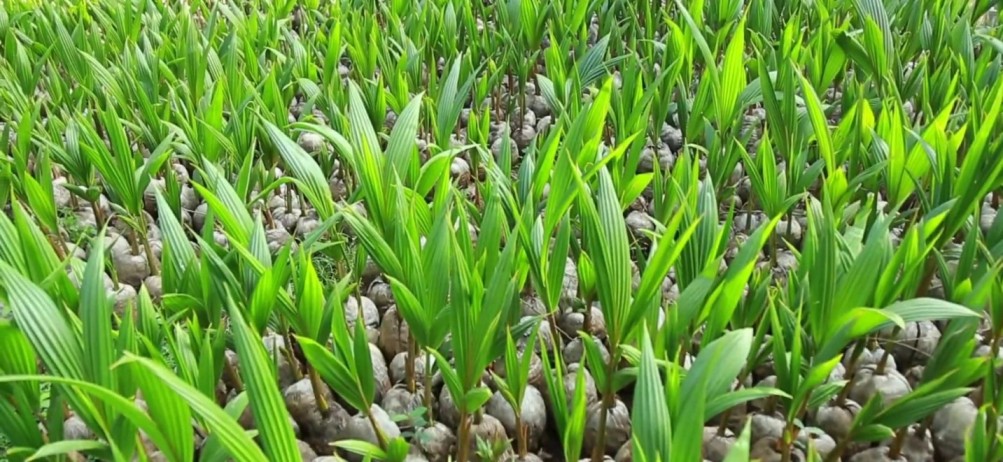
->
[16,120,70,261]
[812,298,983,462]
[738,132,808,265]
[288,246,348,418]
[497,0,548,125]
[0,199,80,306]
[0,229,136,460]
[539,316,591,462]
[575,147,705,459]
[428,189,524,462]
[490,326,544,459]
[224,295,302,461]
[296,269,397,451]
[0,227,265,461]
[763,297,847,462]
[76,106,175,282]
[514,157,574,341]
[631,323,763,462]
[4,0,1003,461]
[303,81,467,425]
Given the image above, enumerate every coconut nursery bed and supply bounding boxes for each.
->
[0,1,1002,462]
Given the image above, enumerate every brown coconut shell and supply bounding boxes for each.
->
[584,399,631,457]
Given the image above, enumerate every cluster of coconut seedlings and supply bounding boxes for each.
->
[4,1,1003,462]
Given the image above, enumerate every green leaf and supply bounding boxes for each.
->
[353,318,377,407]
[416,149,458,197]
[463,387,493,413]
[135,356,195,462]
[723,421,753,462]
[883,298,981,325]
[627,209,700,337]
[297,336,368,412]
[22,173,57,233]
[294,252,326,341]
[156,190,197,282]
[0,374,172,461]
[429,348,465,416]
[817,308,903,363]
[333,440,388,461]
[854,424,895,442]
[199,394,254,462]
[797,67,835,172]
[631,326,671,461]
[563,358,589,462]
[120,356,269,462]
[706,387,791,419]
[874,371,973,429]
[228,297,301,461]
[0,320,39,403]
[577,167,634,345]
[261,120,336,220]
[679,328,753,417]
[0,261,93,427]
[80,231,115,395]
[192,172,251,245]
[704,215,780,340]
[26,440,108,461]
[385,93,424,186]
[717,16,747,126]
